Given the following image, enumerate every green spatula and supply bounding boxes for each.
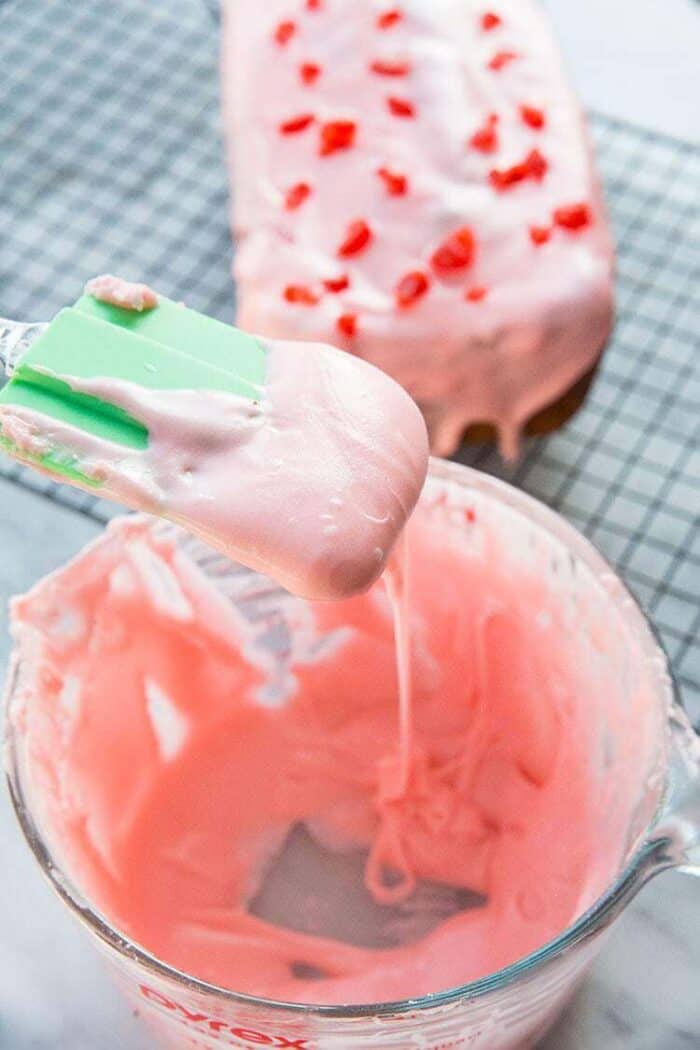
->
[0,289,266,486]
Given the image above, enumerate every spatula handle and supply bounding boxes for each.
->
[0,319,47,377]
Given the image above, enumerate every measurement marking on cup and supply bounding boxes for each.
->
[138,983,472,1049]
[139,985,311,1047]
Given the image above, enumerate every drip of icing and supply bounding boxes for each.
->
[367,530,415,904]
[385,530,413,799]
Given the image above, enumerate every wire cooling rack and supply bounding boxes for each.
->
[1,1,698,726]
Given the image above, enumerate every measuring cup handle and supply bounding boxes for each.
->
[649,704,700,877]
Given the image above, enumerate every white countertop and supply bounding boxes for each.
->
[544,0,700,140]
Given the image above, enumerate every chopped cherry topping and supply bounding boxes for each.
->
[370,58,411,76]
[323,274,350,293]
[274,20,296,46]
[489,148,548,190]
[469,113,499,153]
[431,227,477,275]
[465,507,476,523]
[489,165,518,190]
[396,270,430,308]
[525,148,548,178]
[481,12,502,31]
[300,62,321,85]
[376,166,408,195]
[306,0,322,10]
[284,284,319,305]
[529,225,551,246]
[465,285,488,302]
[387,95,415,118]
[520,104,546,129]
[553,203,591,230]
[284,182,312,210]
[377,8,403,30]
[337,219,372,257]
[336,313,358,338]
[279,113,315,134]
[319,119,357,155]
[488,50,518,71]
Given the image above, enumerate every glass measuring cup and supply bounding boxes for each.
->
[4,459,699,1050]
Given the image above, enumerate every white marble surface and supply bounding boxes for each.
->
[544,0,700,140]
[1,1,699,1047]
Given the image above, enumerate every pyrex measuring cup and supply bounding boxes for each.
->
[4,459,700,1050]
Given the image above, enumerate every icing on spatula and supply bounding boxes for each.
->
[0,277,428,600]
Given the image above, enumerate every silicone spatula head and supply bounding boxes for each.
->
[0,277,429,600]
[0,290,266,484]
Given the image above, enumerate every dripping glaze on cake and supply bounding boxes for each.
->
[221,1,614,458]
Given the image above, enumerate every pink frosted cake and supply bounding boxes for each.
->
[221,1,614,458]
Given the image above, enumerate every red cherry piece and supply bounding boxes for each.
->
[279,113,315,135]
[489,149,548,190]
[396,270,430,308]
[370,58,411,76]
[465,285,488,302]
[337,219,372,257]
[431,227,476,275]
[274,20,296,46]
[284,182,312,210]
[489,167,518,190]
[337,313,357,338]
[376,166,408,196]
[387,96,415,118]
[520,104,546,129]
[323,274,350,293]
[529,225,551,246]
[488,50,518,71]
[319,119,357,155]
[469,113,499,153]
[525,148,548,178]
[284,284,319,305]
[377,8,403,30]
[306,0,322,10]
[300,62,321,85]
[465,508,476,523]
[553,203,592,231]
[481,12,502,31]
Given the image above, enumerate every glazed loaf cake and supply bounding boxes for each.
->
[221,1,614,458]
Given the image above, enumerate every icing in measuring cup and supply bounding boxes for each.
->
[4,460,699,1049]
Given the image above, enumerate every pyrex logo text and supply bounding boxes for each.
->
[139,985,310,1048]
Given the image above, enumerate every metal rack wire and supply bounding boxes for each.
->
[1,1,698,725]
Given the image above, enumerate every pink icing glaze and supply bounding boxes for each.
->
[9,479,659,1005]
[84,275,159,312]
[221,0,614,458]
[0,286,428,601]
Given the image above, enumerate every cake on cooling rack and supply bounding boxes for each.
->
[221,0,614,458]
